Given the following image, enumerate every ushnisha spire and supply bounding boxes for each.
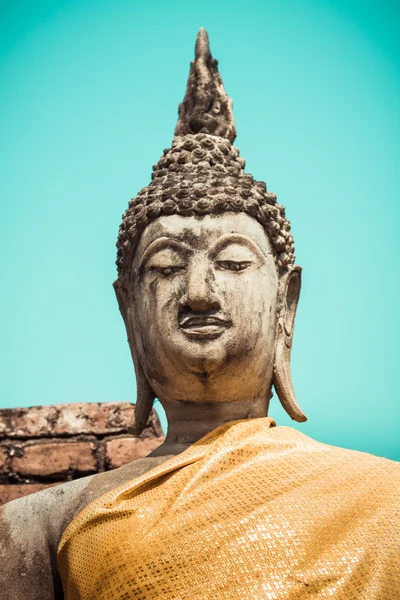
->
[175,28,236,143]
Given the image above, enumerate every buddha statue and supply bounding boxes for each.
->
[1,29,399,600]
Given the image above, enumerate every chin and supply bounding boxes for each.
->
[171,339,231,376]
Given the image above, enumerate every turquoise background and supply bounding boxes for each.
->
[1,0,399,460]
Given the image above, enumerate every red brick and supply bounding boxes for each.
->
[0,483,60,505]
[105,436,165,469]
[12,441,97,478]
[0,403,163,438]
[0,447,8,470]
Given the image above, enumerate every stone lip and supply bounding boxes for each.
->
[0,401,163,439]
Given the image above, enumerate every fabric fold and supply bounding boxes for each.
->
[58,418,400,599]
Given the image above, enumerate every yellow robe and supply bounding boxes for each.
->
[58,418,400,599]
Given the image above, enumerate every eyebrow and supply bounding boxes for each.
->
[139,237,192,269]
[209,234,267,262]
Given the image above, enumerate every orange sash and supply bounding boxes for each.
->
[58,418,400,599]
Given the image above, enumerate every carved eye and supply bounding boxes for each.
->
[214,242,259,272]
[150,266,184,277]
[145,248,187,277]
[216,261,252,272]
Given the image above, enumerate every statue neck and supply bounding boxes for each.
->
[150,397,269,456]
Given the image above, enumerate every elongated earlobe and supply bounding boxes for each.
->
[113,279,156,436]
[128,361,156,436]
[272,266,307,422]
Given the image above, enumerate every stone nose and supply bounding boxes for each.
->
[179,259,220,314]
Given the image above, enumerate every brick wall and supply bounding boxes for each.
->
[0,402,164,505]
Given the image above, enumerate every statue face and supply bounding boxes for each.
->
[128,213,279,404]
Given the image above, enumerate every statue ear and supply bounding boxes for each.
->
[128,361,156,437]
[113,279,156,437]
[272,266,307,422]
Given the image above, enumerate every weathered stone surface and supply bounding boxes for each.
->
[105,436,165,469]
[114,31,304,433]
[0,402,163,438]
[175,28,236,143]
[0,482,60,504]
[12,442,97,478]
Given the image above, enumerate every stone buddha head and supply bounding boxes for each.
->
[113,29,307,439]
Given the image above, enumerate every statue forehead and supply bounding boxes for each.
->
[136,213,273,256]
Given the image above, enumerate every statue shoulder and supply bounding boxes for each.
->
[68,453,174,521]
[0,454,173,599]
[0,475,96,600]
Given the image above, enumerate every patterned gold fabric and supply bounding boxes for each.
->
[58,418,400,599]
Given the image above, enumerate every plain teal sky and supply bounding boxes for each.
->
[0,0,399,460]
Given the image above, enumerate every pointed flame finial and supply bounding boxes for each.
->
[175,28,236,143]
[195,27,212,61]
